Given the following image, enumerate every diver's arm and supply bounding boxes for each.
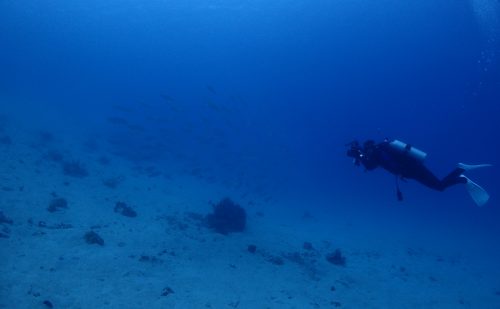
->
[361,158,378,170]
[360,149,379,170]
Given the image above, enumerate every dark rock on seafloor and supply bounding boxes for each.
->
[267,256,285,266]
[303,242,314,251]
[48,198,68,213]
[114,202,137,217]
[103,176,124,189]
[84,231,104,246]
[326,249,346,266]
[139,255,163,264]
[62,160,88,178]
[0,211,13,225]
[206,198,246,235]
[161,287,174,296]
[36,221,73,230]
[247,244,257,253]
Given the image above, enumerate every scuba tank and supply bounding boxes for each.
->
[388,139,427,201]
[388,139,427,163]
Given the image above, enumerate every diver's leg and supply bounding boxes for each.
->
[410,164,490,206]
[440,168,467,189]
[409,165,446,191]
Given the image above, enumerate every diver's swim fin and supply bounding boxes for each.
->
[458,163,493,171]
[461,175,490,206]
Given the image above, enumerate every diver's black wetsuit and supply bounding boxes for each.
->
[354,140,466,192]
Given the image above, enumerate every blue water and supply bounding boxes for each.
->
[1,0,500,307]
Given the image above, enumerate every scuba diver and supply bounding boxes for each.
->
[346,139,492,206]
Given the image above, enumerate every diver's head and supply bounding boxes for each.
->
[346,141,363,166]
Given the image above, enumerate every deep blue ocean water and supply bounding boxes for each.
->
[1,0,500,307]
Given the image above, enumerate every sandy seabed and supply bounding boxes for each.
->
[1,123,499,309]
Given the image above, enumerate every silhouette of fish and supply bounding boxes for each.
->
[112,104,134,113]
[160,94,180,112]
[160,94,175,102]
[207,85,216,95]
[107,117,128,125]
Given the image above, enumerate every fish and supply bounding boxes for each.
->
[160,94,175,102]
[112,104,134,113]
[160,94,180,112]
[207,85,216,95]
[206,100,221,111]
[107,117,129,125]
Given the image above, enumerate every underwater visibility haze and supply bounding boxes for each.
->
[1,0,500,307]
